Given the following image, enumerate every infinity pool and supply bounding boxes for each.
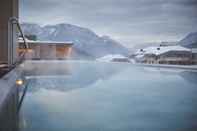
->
[19,61,197,131]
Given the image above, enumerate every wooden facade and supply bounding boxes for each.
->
[18,41,73,60]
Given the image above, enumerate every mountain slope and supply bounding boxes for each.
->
[21,23,129,59]
[178,32,197,48]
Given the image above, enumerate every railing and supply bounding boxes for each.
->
[8,17,29,67]
[7,18,30,113]
[0,17,29,78]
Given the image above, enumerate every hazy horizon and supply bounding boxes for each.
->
[19,0,197,48]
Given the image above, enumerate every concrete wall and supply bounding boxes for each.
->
[0,0,19,64]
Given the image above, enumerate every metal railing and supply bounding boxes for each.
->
[7,18,30,112]
[8,17,29,67]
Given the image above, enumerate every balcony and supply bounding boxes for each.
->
[18,39,73,60]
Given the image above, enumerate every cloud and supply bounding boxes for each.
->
[20,0,197,47]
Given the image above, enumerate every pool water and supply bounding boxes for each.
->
[19,61,197,131]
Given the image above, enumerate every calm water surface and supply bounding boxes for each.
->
[19,61,197,131]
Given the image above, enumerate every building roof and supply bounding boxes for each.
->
[18,38,73,45]
[135,46,190,56]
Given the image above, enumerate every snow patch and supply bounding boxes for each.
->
[135,46,190,56]
[96,54,127,62]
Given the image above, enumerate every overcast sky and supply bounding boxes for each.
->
[20,0,197,48]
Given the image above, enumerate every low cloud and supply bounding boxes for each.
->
[20,0,197,47]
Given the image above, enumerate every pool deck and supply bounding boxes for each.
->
[0,68,22,130]
[0,64,9,78]
[0,64,23,130]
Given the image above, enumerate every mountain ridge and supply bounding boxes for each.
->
[178,32,197,48]
[21,23,129,59]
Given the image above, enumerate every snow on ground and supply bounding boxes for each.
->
[96,54,127,62]
[129,59,136,64]
[48,27,56,35]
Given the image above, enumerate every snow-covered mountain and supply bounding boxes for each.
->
[21,23,129,59]
[178,32,197,48]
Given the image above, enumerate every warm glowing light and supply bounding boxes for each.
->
[27,49,33,53]
[16,79,24,86]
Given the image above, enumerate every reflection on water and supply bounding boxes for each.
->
[25,61,128,93]
[180,71,197,85]
[20,61,197,131]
